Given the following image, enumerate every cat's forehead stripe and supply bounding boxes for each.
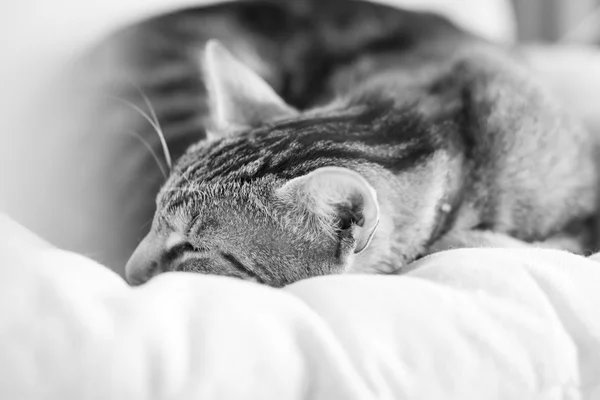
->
[180,112,441,182]
[161,105,450,213]
[161,178,260,212]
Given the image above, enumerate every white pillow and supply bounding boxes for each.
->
[1,214,600,399]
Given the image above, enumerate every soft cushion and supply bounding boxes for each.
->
[1,214,599,399]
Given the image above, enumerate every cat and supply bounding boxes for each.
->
[78,0,482,273]
[124,6,599,287]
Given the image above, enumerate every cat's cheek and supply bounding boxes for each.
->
[335,237,360,273]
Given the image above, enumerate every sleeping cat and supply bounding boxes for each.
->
[124,2,598,286]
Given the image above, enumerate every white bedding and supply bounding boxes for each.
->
[2,214,600,399]
[2,1,600,399]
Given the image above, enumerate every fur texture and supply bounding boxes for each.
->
[117,1,598,286]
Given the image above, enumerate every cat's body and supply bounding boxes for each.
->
[118,1,598,286]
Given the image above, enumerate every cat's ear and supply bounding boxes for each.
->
[202,40,298,137]
[277,167,380,255]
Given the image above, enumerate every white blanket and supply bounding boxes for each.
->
[1,214,599,400]
[2,1,600,399]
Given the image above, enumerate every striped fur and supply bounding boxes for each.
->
[81,0,471,272]
[122,1,598,286]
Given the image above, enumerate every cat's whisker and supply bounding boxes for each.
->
[179,170,193,187]
[140,217,154,233]
[128,83,173,171]
[125,129,168,180]
[108,95,173,172]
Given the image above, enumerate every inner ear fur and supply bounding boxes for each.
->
[277,167,380,254]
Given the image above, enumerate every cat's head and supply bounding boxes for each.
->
[125,40,453,286]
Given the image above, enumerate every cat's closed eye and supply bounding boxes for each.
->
[165,242,196,263]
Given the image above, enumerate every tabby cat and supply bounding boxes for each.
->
[123,1,598,287]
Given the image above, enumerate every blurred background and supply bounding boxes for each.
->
[513,0,600,43]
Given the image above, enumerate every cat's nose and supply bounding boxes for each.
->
[125,232,165,286]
